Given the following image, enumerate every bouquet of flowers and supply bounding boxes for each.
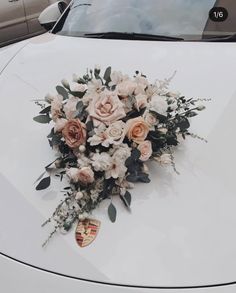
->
[34,66,207,247]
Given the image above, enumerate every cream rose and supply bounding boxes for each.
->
[87,90,126,125]
[103,121,126,146]
[77,167,94,184]
[62,119,86,149]
[137,140,152,161]
[126,117,149,143]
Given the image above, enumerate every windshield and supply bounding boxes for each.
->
[53,0,236,40]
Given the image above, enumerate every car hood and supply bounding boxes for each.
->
[0,33,236,288]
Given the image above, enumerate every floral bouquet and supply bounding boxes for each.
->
[34,66,207,247]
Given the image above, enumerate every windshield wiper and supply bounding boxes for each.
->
[201,33,236,42]
[83,32,184,41]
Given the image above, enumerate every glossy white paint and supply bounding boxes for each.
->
[0,33,236,289]
[1,255,236,293]
[0,41,28,74]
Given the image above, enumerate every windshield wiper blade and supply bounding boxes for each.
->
[201,33,236,42]
[83,32,184,41]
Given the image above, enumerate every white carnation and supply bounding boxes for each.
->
[91,152,112,172]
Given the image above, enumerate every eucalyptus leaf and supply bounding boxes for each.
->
[131,148,141,161]
[86,120,94,132]
[126,174,138,182]
[40,106,51,114]
[124,191,132,206]
[47,128,55,138]
[33,115,51,124]
[70,91,85,98]
[103,66,111,84]
[176,117,190,131]
[76,100,84,111]
[36,176,51,191]
[120,191,132,210]
[56,85,69,100]
[138,173,151,183]
[108,202,117,223]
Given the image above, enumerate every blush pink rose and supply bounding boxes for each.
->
[77,167,94,184]
[137,140,152,161]
[87,90,126,125]
[126,117,149,143]
[62,119,86,149]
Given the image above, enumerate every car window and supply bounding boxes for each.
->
[54,0,236,40]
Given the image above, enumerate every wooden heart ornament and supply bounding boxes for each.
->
[75,219,101,247]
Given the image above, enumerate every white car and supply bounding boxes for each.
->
[0,0,69,47]
[0,0,236,292]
